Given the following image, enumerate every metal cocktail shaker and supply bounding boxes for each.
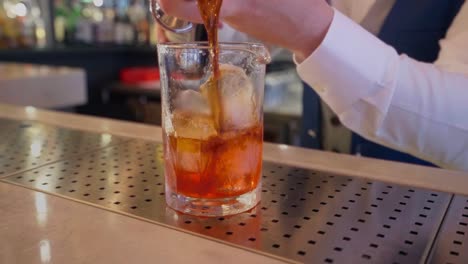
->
[150,0,208,42]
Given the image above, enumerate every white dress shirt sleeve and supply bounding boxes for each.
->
[296,9,468,171]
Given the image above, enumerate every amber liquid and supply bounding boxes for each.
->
[197,0,224,131]
[164,125,263,198]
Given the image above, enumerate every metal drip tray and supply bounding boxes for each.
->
[428,195,468,264]
[4,139,452,263]
[0,118,127,178]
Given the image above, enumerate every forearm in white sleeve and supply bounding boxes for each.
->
[297,9,468,171]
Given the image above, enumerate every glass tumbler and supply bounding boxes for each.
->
[157,42,271,216]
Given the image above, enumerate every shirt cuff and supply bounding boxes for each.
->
[295,9,398,114]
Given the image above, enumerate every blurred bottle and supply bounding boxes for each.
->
[20,15,36,47]
[54,0,68,44]
[127,0,148,44]
[0,6,8,48]
[75,1,96,44]
[114,11,135,44]
[30,2,46,48]
[64,0,83,44]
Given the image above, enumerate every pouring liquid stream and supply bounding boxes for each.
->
[197,0,224,133]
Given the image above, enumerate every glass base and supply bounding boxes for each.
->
[165,185,261,217]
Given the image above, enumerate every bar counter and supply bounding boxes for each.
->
[1,103,467,264]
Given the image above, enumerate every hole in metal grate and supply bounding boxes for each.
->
[362,254,371,260]
[333,247,342,252]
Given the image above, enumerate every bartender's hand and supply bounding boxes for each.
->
[158,0,334,61]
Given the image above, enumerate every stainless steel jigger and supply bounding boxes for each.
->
[150,0,194,33]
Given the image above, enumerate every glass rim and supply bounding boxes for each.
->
[157,41,265,49]
[157,42,271,64]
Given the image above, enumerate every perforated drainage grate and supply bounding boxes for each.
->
[428,195,468,264]
[0,118,127,178]
[3,139,452,263]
